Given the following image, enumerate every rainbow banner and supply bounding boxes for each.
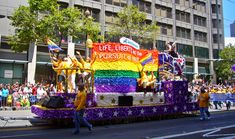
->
[92,42,159,93]
[140,53,153,66]
[47,39,63,52]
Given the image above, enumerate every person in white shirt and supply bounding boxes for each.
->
[37,85,46,101]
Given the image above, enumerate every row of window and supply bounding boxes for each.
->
[194,31,207,42]
[175,0,190,7]
[176,27,191,39]
[155,5,172,18]
[157,23,173,36]
[176,10,190,23]
[156,40,219,59]
[194,15,207,27]
[212,34,223,44]
[192,0,206,13]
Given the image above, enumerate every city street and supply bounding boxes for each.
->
[0,110,235,139]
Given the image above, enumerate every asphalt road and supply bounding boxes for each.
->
[0,110,235,139]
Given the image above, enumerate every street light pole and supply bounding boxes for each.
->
[85,9,91,58]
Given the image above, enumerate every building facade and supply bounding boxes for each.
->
[231,21,235,37]
[0,0,224,84]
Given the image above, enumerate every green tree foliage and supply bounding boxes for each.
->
[107,5,158,46]
[9,0,100,52]
[215,46,235,80]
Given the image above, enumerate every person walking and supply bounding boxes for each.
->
[225,88,232,110]
[198,87,211,120]
[73,84,93,134]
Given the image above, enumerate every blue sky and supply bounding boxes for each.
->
[223,0,235,37]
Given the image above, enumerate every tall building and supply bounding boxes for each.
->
[0,0,224,84]
[231,21,235,37]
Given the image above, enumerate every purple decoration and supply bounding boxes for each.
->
[54,93,96,108]
[31,102,199,120]
[232,64,235,72]
[95,85,136,93]
[163,81,189,104]
[31,81,199,122]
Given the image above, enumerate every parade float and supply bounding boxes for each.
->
[31,38,199,123]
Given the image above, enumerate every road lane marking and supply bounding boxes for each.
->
[0,133,48,138]
[152,124,235,139]
[203,124,235,137]
[0,126,52,132]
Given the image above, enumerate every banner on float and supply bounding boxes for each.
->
[120,37,140,50]
[92,43,158,65]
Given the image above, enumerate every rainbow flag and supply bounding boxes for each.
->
[140,53,153,66]
[47,39,63,52]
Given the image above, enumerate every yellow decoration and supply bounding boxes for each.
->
[93,61,158,72]
[86,39,93,48]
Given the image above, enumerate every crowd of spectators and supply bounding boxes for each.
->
[0,82,56,109]
[189,79,235,110]
[0,79,234,110]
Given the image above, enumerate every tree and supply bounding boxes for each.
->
[215,46,235,80]
[107,5,159,47]
[9,0,100,52]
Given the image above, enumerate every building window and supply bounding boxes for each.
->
[105,11,118,25]
[106,0,127,7]
[176,27,191,39]
[175,0,180,4]
[212,19,222,28]
[198,64,209,74]
[194,31,207,42]
[212,34,222,44]
[157,23,173,36]
[195,46,209,58]
[176,10,190,23]
[132,0,151,14]
[155,5,172,19]
[213,49,219,59]
[156,40,166,52]
[176,43,193,57]
[211,4,221,14]
[194,15,207,27]
[75,6,100,22]
[175,0,189,7]
[193,0,206,13]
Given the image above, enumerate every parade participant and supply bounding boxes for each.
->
[147,71,157,92]
[69,56,83,92]
[73,84,93,134]
[197,87,211,120]
[76,51,97,93]
[165,41,178,58]
[137,66,148,93]
[51,56,64,92]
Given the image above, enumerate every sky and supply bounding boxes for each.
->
[223,0,235,37]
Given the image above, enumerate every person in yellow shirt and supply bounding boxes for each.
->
[73,84,93,134]
[76,51,97,93]
[197,87,211,120]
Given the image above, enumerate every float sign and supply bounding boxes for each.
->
[120,37,140,49]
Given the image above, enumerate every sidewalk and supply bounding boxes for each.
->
[0,109,46,128]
